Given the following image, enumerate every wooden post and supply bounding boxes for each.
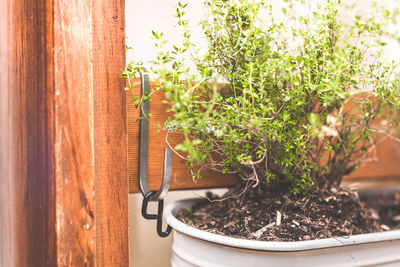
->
[0,0,128,266]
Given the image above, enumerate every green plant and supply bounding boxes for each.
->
[124,0,400,194]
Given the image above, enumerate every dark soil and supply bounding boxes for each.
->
[360,190,400,231]
[176,185,400,242]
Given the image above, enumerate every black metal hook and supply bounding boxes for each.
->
[142,191,172,237]
[156,198,172,238]
[142,191,158,219]
[138,68,172,238]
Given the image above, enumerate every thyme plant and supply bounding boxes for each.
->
[124,0,400,194]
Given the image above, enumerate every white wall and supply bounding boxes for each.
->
[126,0,205,63]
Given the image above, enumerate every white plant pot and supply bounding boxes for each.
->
[164,198,400,267]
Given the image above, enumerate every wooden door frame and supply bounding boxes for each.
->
[0,0,128,266]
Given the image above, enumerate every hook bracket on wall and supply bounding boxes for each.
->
[138,67,172,238]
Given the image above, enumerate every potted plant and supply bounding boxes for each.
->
[124,0,400,265]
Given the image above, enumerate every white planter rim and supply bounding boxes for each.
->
[164,198,400,252]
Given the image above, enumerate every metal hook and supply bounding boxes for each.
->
[138,68,173,201]
[138,67,150,196]
[138,67,173,237]
[156,194,172,237]
[141,191,172,237]
[141,191,158,220]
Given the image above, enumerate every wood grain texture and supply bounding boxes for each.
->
[54,0,128,265]
[346,137,400,179]
[0,0,57,266]
[1,0,128,266]
[54,0,95,265]
[92,0,129,265]
[127,81,400,193]
[0,0,15,265]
